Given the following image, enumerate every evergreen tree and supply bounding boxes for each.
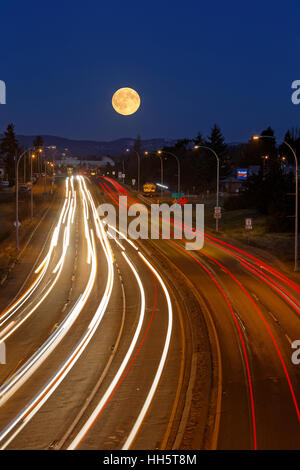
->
[279,128,300,162]
[193,132,204,146]
[205,124,230,178]
[260,126,276,160]
[206,124,227,157]
[33,135,43,150]
[0,123,20,186]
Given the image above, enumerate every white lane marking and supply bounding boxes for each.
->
[67,250,146,449]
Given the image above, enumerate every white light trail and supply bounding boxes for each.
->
[0,179,73,338]
[122,252,173,449]
[0,176,114,449]
[67,250,145,449]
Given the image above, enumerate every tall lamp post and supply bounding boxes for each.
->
[194,145,220,232]
[145,151,164,199]
[157,150,181,196]
[253,135,298,272]
[15,149,30,250]
[30,151,35,220]
[29,147,42,220]
[15,147,43,249]
[126,148,141,192]
[43,154,47,196]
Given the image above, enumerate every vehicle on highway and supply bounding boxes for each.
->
[142,182,157,196]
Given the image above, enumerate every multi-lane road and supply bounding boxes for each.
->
[0,175,299,450]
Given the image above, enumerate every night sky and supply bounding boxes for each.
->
[0,1,299,142]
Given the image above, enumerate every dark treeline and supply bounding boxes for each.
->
[115,124,299,233]
[0,123,43,185]
[1,122,299,233]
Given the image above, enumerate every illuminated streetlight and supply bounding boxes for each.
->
[194,145,220,232]
[15,147,42,249]
[157,150,181,196]
[145,151,164,198]
[125,148,141,192]
[29,152,36,220]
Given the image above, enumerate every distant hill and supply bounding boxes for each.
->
[12,135,178,158]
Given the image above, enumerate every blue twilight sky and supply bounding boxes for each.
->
[0,0,299,143]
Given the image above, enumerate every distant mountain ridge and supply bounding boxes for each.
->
[11,135,178,158]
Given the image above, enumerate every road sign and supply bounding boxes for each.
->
[214,206,221,219]
[179,196,188,206]
[245,218,252,230]
[237,169,248,180]
[172,193,184,199]
[118,172,122,179]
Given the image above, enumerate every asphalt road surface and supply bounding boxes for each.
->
[0,174,299,450]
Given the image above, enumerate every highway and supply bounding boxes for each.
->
[95,176,300,450]
[0,174,299,450]
[0,176,182,450]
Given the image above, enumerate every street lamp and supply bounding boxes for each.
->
[29,152,35,220]
[15,147,43,249]
[126,148,141,192]
[253,134,298,272]
[30,147,42,219]
[157,150,181,196]
[194,145,220,232]
[15,148,32,250]
[145,151,164,199]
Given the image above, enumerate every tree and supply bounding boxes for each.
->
[33,135,43,150]
[260,126,276,160]
[0,123,20,186]
[205,124,231,178]
[279,128,300,162]
[206,124,227,157]
[193,132,204,146]
[241,162,294,232]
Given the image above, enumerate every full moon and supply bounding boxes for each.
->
[112,87,140,115]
